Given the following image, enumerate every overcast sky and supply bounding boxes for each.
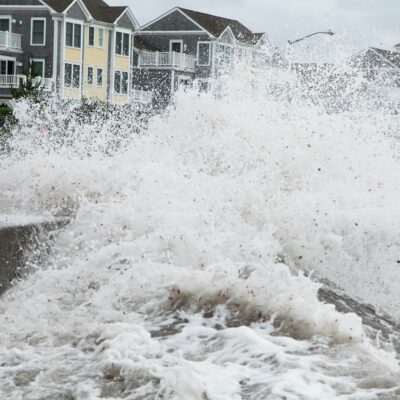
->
[109,0,399,59]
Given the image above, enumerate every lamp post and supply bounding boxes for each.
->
[288,30,335,45]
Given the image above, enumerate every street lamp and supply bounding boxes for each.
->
[288,30,335,45]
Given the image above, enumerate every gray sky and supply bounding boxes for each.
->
[109,0,399,55]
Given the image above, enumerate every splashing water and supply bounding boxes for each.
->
[0,62,400,399]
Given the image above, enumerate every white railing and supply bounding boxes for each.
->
[0,31,22,50]
[0,75,19,87]
[138,51,196,72]
[32,77,54,92]
[132,89,153,105]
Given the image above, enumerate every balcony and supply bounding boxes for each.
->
[137,51,196,72]
[0,31,22,50]
[0,76,54,92]
[0,75,20,87]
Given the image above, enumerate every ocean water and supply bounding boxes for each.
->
[0,65,400,399]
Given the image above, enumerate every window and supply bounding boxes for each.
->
[31,59,44,77]
[66,22,73,47]
[98,28,104,48]
[197,42,211,66]
[121,71,128,94]
[0,18,10,32]
[115,32,129,56]
[88,27,94,47]
[64,63,72,87]
[97,68,103,86]
[65,22,81,48]
[114,70,128,94]
[31,18,46,46]
[74,24,81,48]
[87,66,93,85]
[0,59,15,75]
[170,40,182,53]
[64,63,80,89]
[219,44,233,64]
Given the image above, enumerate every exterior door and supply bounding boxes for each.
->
[170,40,182,53]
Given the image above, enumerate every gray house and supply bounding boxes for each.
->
[132,7,271,105]
[0,0,55,102]
[350,47,400,103]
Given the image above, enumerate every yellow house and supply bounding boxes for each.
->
[43,0,139,104]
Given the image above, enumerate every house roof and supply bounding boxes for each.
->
[41,0,74,12]
[42,0,129,23]
[252,32,265,44]
[177,7,255,44]
[82,0,127,23]
[370,47,400,68]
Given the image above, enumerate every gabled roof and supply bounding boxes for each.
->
[83,0,127,23]
[177,7,255,44]
[350,47,400,70]
[42,0,135,25]
[369,47,400,69]
[252,32,266,45]
[41,0,74,12]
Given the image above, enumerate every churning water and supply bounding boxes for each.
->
[0,64,400,399]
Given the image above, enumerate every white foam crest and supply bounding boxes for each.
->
[0,63,400,398]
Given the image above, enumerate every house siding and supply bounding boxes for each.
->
[143,10,200,32]
[66,2,87,20]
[116,13,135,30]
[137,33,209,54]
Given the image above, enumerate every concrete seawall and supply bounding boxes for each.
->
[0,216,68,294]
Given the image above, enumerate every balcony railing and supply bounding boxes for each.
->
[32,77,54,92]
[137,51,196,72]
[0,31,22,50]
[0,75,20,87]
[132,89,153,105]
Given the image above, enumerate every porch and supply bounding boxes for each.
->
[137,51,196,72]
